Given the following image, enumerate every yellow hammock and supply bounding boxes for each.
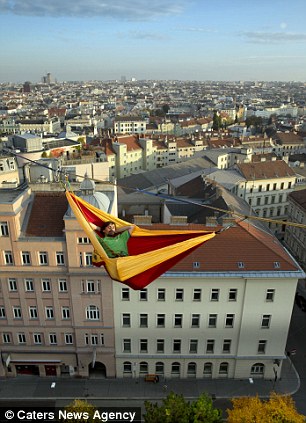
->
[66,190,216,289]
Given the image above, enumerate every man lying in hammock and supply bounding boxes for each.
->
[90,221,135,258]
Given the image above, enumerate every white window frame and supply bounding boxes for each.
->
[39,251,48,266]
[0,221,9,237]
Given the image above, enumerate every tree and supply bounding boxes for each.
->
[61,399,97,423]
[226,393,305,423]
[144,392,222,423]
[212,111,222,131]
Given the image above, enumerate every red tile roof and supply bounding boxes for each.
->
[237,160,296,180]
[25,192,68,237]
[169,220,298,273]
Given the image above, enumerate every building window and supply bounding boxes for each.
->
[189,339,198,353]
[56,252,65,266]
[191,314,200,328]
[0,222,9,237]
[228,289,237,301]
[206,339,215,353]
[258,340,267,354]
[22,251,31,266]
[261,315,271,329]
[78,237,90,244]
[210,289,219,301]
[223,339,231,353]
[45,306,54,319]
[0,306,6,319]
[25,279,34,292]
[139,362,148,374]
[18,333,26,344]
[225,314,234,328]
[58,279,68,292]
[171,362,180,376]
[13,306,22,319]
[41,279,51,292]
[122,313,131,327]
[123,339,131,353]
[266,289,275,302]
[193,289,202,301]
[175,289,184,301]
[65,334,73,344]
[173,339,181,353]
[91,334,98,345]
[187,362,197,377]
[86,280,95,293]
[203,362,213,377]
[62,307,70,319]
[139,314,148,328]
[39,251,48,265]
[121,288,130,301]
[157,288,165,301]
[86,305,100,320]
[123,361,132,375]
[3,333,11,343]
[8,278,17,291]
[219,362,229,375]
[33,333,42,344]
[140,339,148,353]
[155,362,164,375]
[251,363,264,375]
[174,314,183,328]
[85,253,92,266]
[156,339,164,353]
[157,314,165,328]
[29,306,38,319]
[49,333,57,345]
[139,289,148,301]
[4,251,14,265]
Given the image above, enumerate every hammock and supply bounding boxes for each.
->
[66,190,216,290]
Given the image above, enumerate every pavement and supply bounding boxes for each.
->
[0,356,300,402]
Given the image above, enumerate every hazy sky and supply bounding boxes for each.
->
[1,0,306,83]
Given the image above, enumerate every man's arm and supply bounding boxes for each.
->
[116,225,135,235]
[89,222,100,231]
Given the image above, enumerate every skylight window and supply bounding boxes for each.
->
[237,262,245,269]
[273,262,280,269]
[193,262,200,269]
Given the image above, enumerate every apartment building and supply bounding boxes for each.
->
[0,180,117,378]
[114,116,147,135]
[284,189,306,270]
[1,179,303,381]
[235,159,296,234]
[113,220,303,380]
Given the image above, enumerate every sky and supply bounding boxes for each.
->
[1,0,306,83]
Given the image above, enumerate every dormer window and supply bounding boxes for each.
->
[237,262,245,269]
[273,262,280,269]
[193,262,200,269]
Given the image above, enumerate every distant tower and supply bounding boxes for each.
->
[23,81,31,93]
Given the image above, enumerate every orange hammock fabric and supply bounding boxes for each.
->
[66,191,216,290]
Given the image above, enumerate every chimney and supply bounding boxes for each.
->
[133,215,152,225]
[170,216,188,225]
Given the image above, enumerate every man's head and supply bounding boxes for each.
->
[101,221,116,236]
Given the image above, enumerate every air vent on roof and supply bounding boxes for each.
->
[193,262,200,269]
[274,261,281,269]
[237,262,245,269]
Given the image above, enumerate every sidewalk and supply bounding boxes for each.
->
[0,356,300,402]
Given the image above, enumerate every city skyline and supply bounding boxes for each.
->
[1,0,306,83]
